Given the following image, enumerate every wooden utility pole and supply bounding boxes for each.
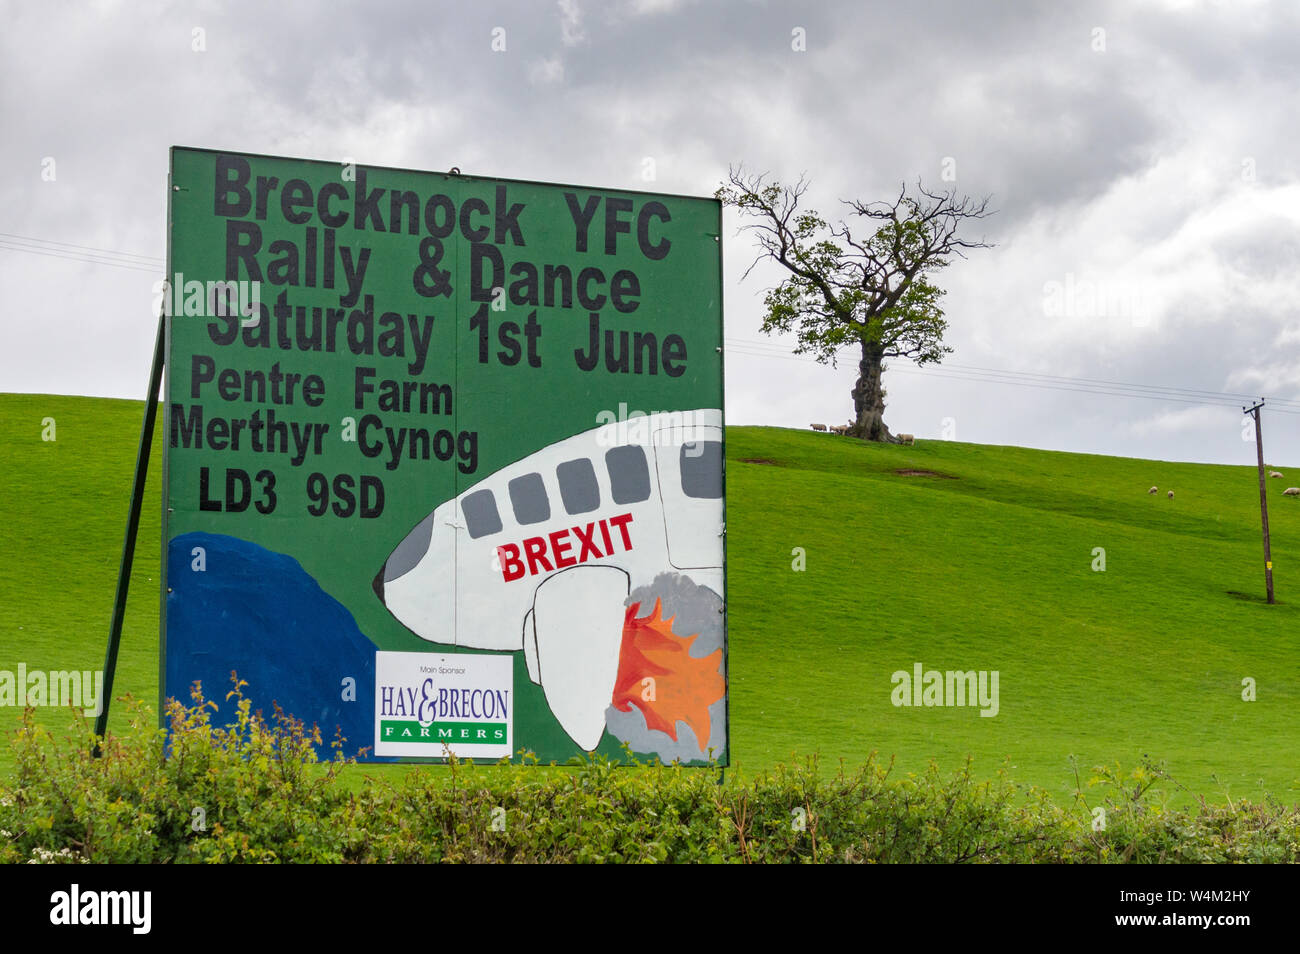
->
[1244,400,1274,604]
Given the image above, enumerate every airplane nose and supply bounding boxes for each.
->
[372,565,385,604]
[381,513,435,587]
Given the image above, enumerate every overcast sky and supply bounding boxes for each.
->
[3,0,1298,466]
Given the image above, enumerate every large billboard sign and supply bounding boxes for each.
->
[162,148,727,764]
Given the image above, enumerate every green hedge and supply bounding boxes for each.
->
[2,682,1297,864]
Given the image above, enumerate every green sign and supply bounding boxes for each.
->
[162,147,727,765]
[380,722,510,743]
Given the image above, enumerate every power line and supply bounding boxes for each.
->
[888,366,1300,415]
[724,336,1300,407]
[725,341,1299,413]
[0,232,163,273]
[0,232,163,264]
[2,230,1296,418]
[723,337,1300,416]
[916,359,1300,408]
[0,241,162,273]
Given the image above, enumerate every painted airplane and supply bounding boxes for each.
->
[373,408,725,750]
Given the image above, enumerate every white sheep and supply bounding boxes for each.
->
[1284,487,1300,497]
[1167,490,1175,499]
[810,423,827,432]
[1269,471,1284,478]
[1148,486,1158,494]
[897,433,915,445]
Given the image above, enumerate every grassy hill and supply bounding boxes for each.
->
[3,393,1298,807]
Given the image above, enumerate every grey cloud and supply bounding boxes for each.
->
[4,0,1300,465]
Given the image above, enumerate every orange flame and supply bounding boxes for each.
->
[612,598,725,751]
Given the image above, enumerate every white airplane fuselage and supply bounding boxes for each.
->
[377,408,725,653]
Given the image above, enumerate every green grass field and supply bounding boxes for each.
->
[3,392,1298,807]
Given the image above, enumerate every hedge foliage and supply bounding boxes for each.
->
[2,681,1297,864]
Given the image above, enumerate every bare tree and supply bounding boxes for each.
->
[717,166,994,442]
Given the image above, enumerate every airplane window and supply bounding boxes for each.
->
[462,489,503,539]
[679,441,723,499]
[556,458,600,514]
[508,472,551,525]
[606,445,651,504]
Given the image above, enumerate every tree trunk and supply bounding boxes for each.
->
[851,344,895,442]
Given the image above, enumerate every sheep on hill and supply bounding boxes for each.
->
[1148,486,1158,494]
[1269,471,1284,478]
[1284,487,1300,497]
[1168,490,1175,499]
[810,423,827,432]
